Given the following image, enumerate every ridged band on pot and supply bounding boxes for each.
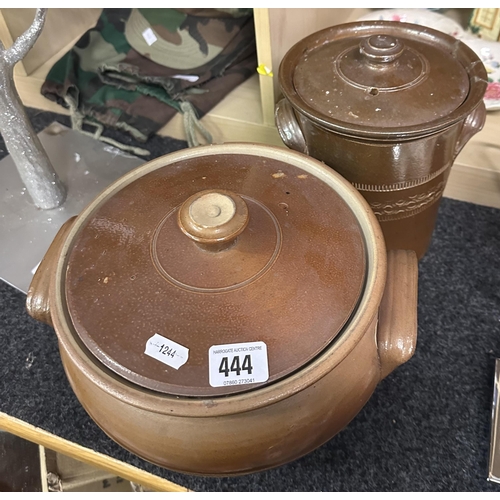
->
[48,143,388,419]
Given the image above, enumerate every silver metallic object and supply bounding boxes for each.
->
[0,8,66,209]
[0,122,143,293]
[489,359,500,483]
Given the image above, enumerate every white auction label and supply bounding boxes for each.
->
[208,341,269,388]
[144,333,189,370]
[142,27,157,46]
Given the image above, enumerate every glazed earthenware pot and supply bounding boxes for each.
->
[276,21,488,259]
[26,143,418,476]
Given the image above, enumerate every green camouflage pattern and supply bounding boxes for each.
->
[41,8,256,145]
[125,8,253,70]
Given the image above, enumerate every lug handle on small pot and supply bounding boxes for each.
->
[26,216,76,326]
[454,101,487,161]
[275,98,308,154]
[377,249,418,380]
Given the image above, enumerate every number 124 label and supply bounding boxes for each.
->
[208,341,269,388]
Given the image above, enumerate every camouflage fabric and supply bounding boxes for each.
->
[41,8,256,152]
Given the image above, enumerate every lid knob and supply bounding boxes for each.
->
[178,189,249,251]
[360,35,404,64]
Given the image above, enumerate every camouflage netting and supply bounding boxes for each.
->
[41,8,257,153]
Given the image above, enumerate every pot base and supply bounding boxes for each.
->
[58,315,382,477]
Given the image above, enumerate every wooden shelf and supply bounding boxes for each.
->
[445,111,500,209]
[0,412,188,492]
[157,75,283,147]
[15,59,283,148]
[10,19,283,147]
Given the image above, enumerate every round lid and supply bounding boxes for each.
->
[280,21,480,138]
[62,145,370,397]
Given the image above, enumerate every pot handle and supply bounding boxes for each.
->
[377,249,418,380]
[275,99,308,154]
[454,100,487,160]
[26,216,76,326]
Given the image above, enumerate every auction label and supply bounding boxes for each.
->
[142,27,158,46]
[144,333,189,370]
[208,341,269,388]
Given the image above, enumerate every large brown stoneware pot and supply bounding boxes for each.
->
[276,21,488,259]
[26,144,418,476]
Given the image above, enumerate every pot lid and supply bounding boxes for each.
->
[62,146,369,397]
[282,21,472,136]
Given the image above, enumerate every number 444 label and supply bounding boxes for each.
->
[208,341,269,388]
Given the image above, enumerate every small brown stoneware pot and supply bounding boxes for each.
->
[276,21,488,259]
[27,144,418,476]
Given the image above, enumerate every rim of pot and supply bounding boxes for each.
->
[278,21,488,141]
[50,143,387,418]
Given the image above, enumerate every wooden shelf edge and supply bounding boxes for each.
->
[253,8,275,127]
[445,161,500,209]
[0,411,189,492]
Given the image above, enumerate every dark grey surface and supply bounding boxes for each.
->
[0,431,42,492]
[1,109,500,491]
